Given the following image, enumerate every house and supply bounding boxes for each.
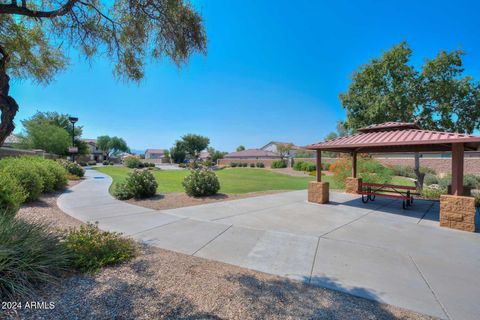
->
[145,149,169,163]
[199,150,211,161]
[224,149,281,160]
[2,134,21,148]
[81,138,106,162]
[260,141,303,158]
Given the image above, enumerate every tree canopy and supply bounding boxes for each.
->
[0,0,207,145]
[236,145,245,152]
[176,134,210,161]
[20,111,88,155]
[340,42,480,133]
[96,135,129,158]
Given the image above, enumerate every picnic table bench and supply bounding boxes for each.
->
[361,182,419,209]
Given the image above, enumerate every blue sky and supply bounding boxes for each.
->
[10,0,480,152]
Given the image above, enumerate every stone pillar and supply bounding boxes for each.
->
[308,181,329,204]
[440,195,476,232]
[345,177,362,194]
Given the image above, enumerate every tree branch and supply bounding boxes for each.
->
[0,0,79,18]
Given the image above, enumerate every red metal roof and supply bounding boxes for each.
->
[307,122,480,153]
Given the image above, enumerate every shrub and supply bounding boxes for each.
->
[0,172,27,218]
[64,223,136,273]
[57,159,85,178]
[424,174,439,186]
[0,215,70,299]
[249,163,255,168]
[271,160,287,169]
[330,158,393,188]
[322,162,330,171]
[109,161,114,165]
[230,162,238,167]
[293,160,305,171]
[78,161,87,167]
[421,184,446,200]
[241,162,248,167]
[23,157,68,192]
[0,158,43,201]
[87,160,97,166]
[113,170,158,200]
[183,169,220,197]
[138,162,145,168]
[178,163,187,168]
[391,165,416,178]
[256,162,265,168]
[464,174,480,189]
[474,192,480,208]
[124,156,141,168]
[103,160,109,165]
[302,162,316,172]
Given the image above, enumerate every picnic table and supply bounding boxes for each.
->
[361,182,419,209]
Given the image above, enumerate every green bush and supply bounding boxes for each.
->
[109,161,114,165]
[421,185,446,200]
[241,162,248,167]
[183,169,220,197]
[322,162,330,170]
[302,162,316,172]
[256,162,265,168]
[57,159,85,178]
[474,192,480,207]
[87,160,97,166]
[64,223,136,273]
[0,158,43,201]
[293,160,305,171]
[23,157,68,192]
[0,215,70,299]
[330,158,393,188]
[271,160,287,169]
[124,156,141,168]
[0,172,27,218]
[464,174,480,189]
[78,161,87,167]
[392,165,416,178]
[249,163,255,168]
[230,162,238,167]
[103,160,109,165]
[424,174,439,186]
[113,170,158,200]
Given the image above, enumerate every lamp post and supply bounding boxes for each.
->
[68,117,79,162]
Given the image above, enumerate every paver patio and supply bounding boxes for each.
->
[57,169,480,320]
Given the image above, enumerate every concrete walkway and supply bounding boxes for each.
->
[58,169,480,320]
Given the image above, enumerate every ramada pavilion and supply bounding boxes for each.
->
[306,122,480,232]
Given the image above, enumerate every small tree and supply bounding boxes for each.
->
[207,147,227,163]
[176,134,209,162]
[20,123,70,155]
[96,135,129,160]
[170,143,186,164]
[236,145,246,152]
[277,143,293,160]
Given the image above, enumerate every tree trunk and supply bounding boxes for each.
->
[0,48,18,146]
[414,152,425,191]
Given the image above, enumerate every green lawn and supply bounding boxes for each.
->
[95,167,317,194]
[95,166,416,195]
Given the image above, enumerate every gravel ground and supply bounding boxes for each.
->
[4,183,436,320]
[126,191,281,211]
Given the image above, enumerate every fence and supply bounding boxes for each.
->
[0,147,59,160]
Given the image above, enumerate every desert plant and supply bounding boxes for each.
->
[124,156,141,169]
[0,172,27,218]
[23,157,68,192]
[183,169,220,197]
[424,174,439,186]
[113,170,158,200]
[64,223,136,273]
[256,162,265,168]
[421,184,446,200]
[0,215,71,299]
[57,159,85,178]
[271,160,287,169]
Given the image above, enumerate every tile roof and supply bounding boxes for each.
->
[225,149,280,158]
[306,122,480,152]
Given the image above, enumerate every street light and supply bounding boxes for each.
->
[68,117,79,162]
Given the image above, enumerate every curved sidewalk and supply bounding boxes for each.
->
[58,168,480,320]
